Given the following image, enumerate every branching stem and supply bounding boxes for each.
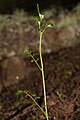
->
[23,91,46,116]
[30,53,42,71]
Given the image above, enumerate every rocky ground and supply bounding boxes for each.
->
[0,44,80,120]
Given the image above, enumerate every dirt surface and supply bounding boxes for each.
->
[0,44,80,120]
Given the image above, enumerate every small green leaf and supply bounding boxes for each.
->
[56,91,63,101]
[32,94,37,97]
[36,58,39,62]
[56,91,61,97]
[36,96,41,99]
[46,23,54,28]
[17,90,23,95]
[32,17,39,22]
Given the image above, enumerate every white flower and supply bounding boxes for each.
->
[39,13,44,20]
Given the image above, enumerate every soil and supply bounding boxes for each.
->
[0,44,80,120]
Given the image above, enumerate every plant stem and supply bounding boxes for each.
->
[23,91,46,116]
[30,53,42,71]
[39,31,48,120]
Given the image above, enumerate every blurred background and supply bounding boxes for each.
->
[0,0,79,14]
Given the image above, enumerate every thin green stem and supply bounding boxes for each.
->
[24,91,46,116]
[30,53,42,71]
[39,31,48,120]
